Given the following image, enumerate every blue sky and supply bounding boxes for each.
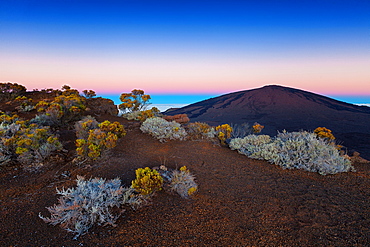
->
[1,0,369,102]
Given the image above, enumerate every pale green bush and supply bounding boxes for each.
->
[230,131,354,175]
[168,166,198,198]
[140,117,187,142]
[39,176,141,239]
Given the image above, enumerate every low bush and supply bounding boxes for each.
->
[75,119,126,160]
[122,107,161,122]
[215,124,233,145]
[186,122,215,140]
[168,166,198,198]
[39,176,140,239]
[131,167,163,195]
[140,117,187,142]
[229,130,354,175]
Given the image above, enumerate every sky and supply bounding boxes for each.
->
[1,0,369,104]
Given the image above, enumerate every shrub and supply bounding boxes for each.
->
[168,166,198,198]
[252,123,264,134]
[75,119,126,160]
[119,89,151,113]
[229,131,354,175]
[39,176,139,239]
[215,124,233,145]
[122,107,161,122]
[82,89,96,99]
[140,117,187,142]
[314,127,335,141]
[131,167,163,195]
[75,116,99,139]
[186,122,215,140]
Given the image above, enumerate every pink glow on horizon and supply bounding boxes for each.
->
[1,52,369,96]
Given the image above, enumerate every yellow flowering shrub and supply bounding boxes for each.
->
[314,127,335,141]
[75,119,126,160]
[131,167,163,195]
[215,124,233,145]
[252,123,264,134]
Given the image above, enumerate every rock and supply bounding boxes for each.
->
[85,97,118,116]
[163,114,190,124]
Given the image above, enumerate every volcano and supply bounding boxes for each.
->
[165,85,370,158]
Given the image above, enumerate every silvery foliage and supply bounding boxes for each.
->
[0,123,21,165]
[169,170,198,198]
[122,110,141,120]
[30,113,59,127]
[229,131,354,175]
[39,176,140,239]
[140,117,187,142]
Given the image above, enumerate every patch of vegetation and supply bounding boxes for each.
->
[131,167,164,195]
[75,117,126,160]
[215,124,233,145]
[0,113,62,168]
[34,86,86,126]
[0,82,27,102]
[40,165,198,239]
[119,89,151,113]
[39,176,140,239]
[140,117,187,142]
[186,122,215,140]
[229,130,354,175]
[122,107,161,122]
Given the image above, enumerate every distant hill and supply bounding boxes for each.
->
[165,85,370,158]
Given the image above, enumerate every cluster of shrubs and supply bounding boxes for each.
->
[0,113,62,168]
[40,165,198,239]
[229,129,354,175]
[34,86,87,126]
[134,106,352,176]
[0,83,120,169]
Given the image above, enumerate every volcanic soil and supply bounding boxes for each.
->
[1,112,370,246]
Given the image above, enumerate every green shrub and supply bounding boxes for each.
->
[229,131,354,175]
[140,117,187,142]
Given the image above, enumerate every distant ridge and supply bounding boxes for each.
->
[165,85,370,158]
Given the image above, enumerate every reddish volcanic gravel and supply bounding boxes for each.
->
[1,115,370,246]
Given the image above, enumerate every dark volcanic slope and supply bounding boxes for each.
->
[166,85,370,158]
